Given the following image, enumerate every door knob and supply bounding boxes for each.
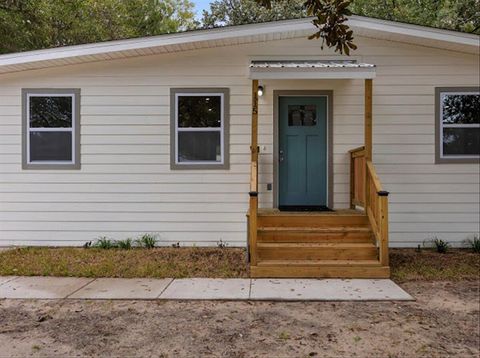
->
[279,150,284,162]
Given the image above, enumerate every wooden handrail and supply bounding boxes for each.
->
[349,145,365,156]
[366,161,382,192]
[350,149,389,267]
[365,161,389,266]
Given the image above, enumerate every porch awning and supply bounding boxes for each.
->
[249,60,376,79]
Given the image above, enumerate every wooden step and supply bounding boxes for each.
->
[257,226,372,233]
[250,209,388,278]
[257,259,383,267]
[257,242,378,261]
[257,214,369,228]
[258,230,374,243]
[250,264,390,278]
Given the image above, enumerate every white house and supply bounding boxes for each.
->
[0,16,478,277]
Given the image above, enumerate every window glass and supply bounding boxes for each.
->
[288,105,317,126]
[443,127,480,156]
[29,132,72,161]
[442,94,479,124]
[178,131,221,162]
[30,96,73,128]
[178,96,221,127]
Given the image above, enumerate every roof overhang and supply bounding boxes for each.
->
[0,16,478,75]
[249,60,376,79]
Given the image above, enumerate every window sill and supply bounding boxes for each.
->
[435,157,480,164]
[170,162,229,170]
[22,163,81,170]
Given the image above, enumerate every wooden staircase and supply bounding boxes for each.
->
[247,80,389,278]
[249,210,390,278]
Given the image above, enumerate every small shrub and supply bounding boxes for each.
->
[117,238,132,250]
[424,236,449,253]
[217,239,228,248]
[433,238,450,253]
[136,234,157,249]
[171,242,180,248]
[465,235,480,253]
[83,241,92,249]
[94,237,117,249]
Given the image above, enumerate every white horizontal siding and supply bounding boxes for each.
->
[0,35,479,247]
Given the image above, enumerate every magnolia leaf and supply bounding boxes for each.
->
[256,0,356,55]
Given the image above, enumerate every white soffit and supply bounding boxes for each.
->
[0,16,478,75]
[249,60,376,79]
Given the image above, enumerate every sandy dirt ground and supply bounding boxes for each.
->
[0,281,478,358]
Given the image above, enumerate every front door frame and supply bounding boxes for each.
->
[273,90,334,209]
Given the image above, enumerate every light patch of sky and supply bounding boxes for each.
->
[192,0,213,20]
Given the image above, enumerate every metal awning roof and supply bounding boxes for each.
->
[249,60,376,79]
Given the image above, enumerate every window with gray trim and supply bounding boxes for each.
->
[22,89,80,169]
[435,87,480,163]
[170,88,229,169]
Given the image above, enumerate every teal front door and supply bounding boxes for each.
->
[278,96,328,209]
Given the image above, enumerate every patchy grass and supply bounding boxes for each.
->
[0,247,478,281]
[0,247,248,278]
[391,248,480,282]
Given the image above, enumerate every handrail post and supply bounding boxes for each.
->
[251,79,259,164]
[364,79,373,214]
[350,152,355,209]
[249,79,259,266]
[378,191,389,266]
[364,79,373,162]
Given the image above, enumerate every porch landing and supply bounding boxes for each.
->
[257,208,365,216]
[249,209,390,279]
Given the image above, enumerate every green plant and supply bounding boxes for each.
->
[465,235,480,253]
[136,234,158,249]
[94,237,117,249]
[424,236,449,253]
[217,239,228,248]
[433,238,450,253]
[117,238,133,250]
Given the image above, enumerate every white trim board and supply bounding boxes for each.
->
[250,67,376,79]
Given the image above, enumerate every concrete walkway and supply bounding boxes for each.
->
[0,276,413,301]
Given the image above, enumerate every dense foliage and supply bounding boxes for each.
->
[0,0,197,54]
[0,0,478,54]
[352,0,479,34]
[201,0,306,28]
[202,0,480,34]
